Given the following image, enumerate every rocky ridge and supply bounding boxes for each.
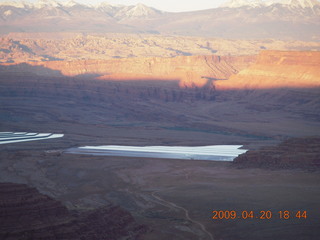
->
[0,182,147,240]
[233,137,320,169]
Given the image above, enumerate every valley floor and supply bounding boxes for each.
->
[0,145,319,240]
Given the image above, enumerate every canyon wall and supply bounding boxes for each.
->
[1,50,319,91]
[215,51,320,89]
[0,182,147,240]
[0,55,256,88]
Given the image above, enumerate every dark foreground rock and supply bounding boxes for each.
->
[0,182,147,240]
[233,137,320,170]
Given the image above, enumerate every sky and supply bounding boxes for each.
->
[0,0,228,12]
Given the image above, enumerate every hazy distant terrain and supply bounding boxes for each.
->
[1,32,320,63]
[0,0,319,40]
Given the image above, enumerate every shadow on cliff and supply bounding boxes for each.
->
[0,62,226,89]
[0,62,65,77]
[0,63,319,147]
[0,63,217,103]
[0,62,184,82]
[1,62,320,107]
[0,62,103,79]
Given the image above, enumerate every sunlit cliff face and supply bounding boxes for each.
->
[214,51,320,90]
[0,55,250,88]
[0,51,318,90]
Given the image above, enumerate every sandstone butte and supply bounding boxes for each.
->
[0,55,255,88]
[215,50,320,90]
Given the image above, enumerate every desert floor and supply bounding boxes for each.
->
[1,140,319,240]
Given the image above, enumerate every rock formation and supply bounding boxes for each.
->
[3,49,319,90]
[2,33,319,63]
[215,50,320,89]
[0,182,147,240]
[233,137,320,170]
[1,50,319,102]
[0,54,256,88]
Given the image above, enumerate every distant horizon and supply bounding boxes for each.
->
[0,0,238,12]
[1,0,320,12]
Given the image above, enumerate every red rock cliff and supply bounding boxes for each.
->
[0,55,255,88]
[215,50,320,90]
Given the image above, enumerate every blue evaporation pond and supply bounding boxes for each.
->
[66,145,248,161]
[0,132,64,144]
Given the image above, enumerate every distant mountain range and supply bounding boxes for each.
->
[222,0,320,8]
[0,0,319,40]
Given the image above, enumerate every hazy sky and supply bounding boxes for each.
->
[1,0,228,12]
[5,0,320,12]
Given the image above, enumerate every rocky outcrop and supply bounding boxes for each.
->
[215,50,320,89]
[233,137,320,170]
[0,182,147,240]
